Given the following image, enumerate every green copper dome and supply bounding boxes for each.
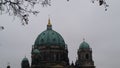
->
[32,49,40,54]
[34,19,65,47]
[79,41,90,49]
[22,57,29,62]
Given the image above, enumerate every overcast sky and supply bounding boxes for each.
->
[0,0,120,68]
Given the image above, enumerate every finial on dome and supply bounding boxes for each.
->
[48,18,51,26]
[47,18,52,30]
[83,38,85,42]
[25,55,26,58]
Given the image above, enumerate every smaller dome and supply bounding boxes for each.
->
[79,41,90,49]
[22,57,29,62]
[32,49,40,54]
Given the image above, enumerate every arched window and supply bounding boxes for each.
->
[85,54,89,60]
[54,54,56,61]
[53,38,56,41]
[41,39,44,42]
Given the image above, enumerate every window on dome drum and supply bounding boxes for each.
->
[43,33,45,35]
[41,39,44,42]
[52,33,54,35]
[53,38,56,41]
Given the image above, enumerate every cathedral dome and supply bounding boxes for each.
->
[79,40,90,49]
[34,19,65,47]
[22,57,29,62]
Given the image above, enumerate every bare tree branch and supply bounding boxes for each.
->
[0,0,51,25]
[0,0,109,29]
[92,0,109,11]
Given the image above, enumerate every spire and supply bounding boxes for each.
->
[47,18,52,30]
[48,18,51,26]
[83,38,85,42]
